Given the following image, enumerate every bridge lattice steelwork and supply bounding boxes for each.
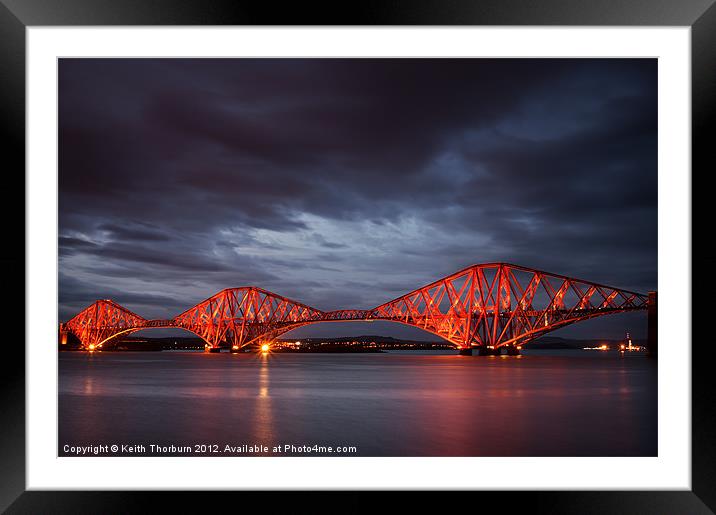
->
[60,263,650,351]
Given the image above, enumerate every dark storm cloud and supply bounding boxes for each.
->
[59,58,657,338]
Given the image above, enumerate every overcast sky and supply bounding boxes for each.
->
[59,58,657,339]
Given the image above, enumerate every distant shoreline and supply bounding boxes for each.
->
[59,334,641,353]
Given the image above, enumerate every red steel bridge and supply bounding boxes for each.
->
[59,263,654,355]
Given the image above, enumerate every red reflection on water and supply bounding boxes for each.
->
[58,351,657,457]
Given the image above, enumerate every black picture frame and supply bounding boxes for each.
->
[1,1,712,512]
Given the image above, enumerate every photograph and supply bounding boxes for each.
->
[56,57,658,459]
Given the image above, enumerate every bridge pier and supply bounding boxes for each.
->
[459,345,520,356]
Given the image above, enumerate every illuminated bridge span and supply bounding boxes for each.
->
[59,263,652,354]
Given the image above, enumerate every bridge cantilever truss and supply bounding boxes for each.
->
[172,287,323,348]
[60,263,651,351]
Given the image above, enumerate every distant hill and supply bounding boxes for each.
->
[290,335,404,343]
[283,334,642,349]
[522,336,644,349]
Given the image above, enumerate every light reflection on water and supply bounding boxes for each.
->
[253,354,273,441]
[59,350,656,456]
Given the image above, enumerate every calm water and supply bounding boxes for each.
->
[58,350,657,457]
